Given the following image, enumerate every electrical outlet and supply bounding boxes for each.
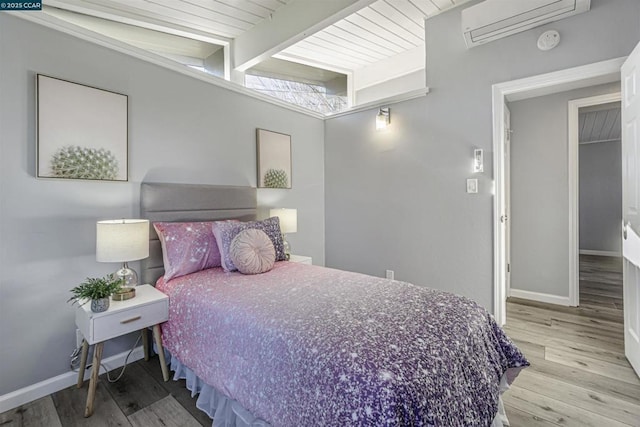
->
[386,270,394,280]
[76,329,83,348]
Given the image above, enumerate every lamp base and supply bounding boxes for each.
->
[116,262,139,288]
[283,235,291,261]
[112,287,136,301]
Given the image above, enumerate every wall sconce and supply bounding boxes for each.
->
[473,149,483,173]
[376,107,390,130]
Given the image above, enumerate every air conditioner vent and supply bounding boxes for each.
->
[462,0,591,48]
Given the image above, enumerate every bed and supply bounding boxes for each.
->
[140,182,528,427]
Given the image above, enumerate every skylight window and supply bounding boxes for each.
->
[245,75,347,114]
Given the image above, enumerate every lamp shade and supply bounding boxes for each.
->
[96,219,149,262]
[270,208,297,234]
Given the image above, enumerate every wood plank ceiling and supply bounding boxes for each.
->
[281,0,470,71]
[579,106,622,144]
[51,0,290,39]
[44,0,470,75]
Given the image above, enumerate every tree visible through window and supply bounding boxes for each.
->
[245,75,347,114]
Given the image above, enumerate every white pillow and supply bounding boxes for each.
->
[229,228,276,275]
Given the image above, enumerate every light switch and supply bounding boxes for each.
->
[473,149,483,173]
[467,178,478,193]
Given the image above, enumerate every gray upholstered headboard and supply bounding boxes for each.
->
[140,182,257,285]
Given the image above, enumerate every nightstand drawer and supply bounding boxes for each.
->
[92,299,168,343]
[76,285,169,345]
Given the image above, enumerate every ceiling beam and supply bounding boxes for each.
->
[232,0,377,72]
[45,0,231,46]
[353,45,425,91]
[273,52,354,75]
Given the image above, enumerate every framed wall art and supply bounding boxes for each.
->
[256,128,291,189]
[36,74,128,181]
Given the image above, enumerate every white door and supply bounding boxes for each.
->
[504,105,512,295]
[621,41,640,378]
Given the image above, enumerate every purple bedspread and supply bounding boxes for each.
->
[157,262,528,426]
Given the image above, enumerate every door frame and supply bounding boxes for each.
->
[504,105,511,299]
[568,92,622,307]
[492,57,625,326]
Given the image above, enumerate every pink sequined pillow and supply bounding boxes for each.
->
[154,221,227,281]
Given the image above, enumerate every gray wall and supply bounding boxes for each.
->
[324,0,639,310]
[0,14,324,395]
[579,139,622,254]
[509,83,619,297]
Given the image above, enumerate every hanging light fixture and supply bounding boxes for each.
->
[376,107,390,130]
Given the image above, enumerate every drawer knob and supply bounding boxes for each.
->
[120,315,142,324]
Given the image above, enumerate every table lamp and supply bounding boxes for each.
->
[270,208,297,260]
[96,219,149,297]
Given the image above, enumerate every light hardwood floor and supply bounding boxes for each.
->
[0,352,211,427]
[503,255,640,426]
[2,255,637,426]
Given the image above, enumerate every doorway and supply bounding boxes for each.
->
[575,98,624,326]
[492,57,625,326]
[569,92,622,306]
[504,90,621,310]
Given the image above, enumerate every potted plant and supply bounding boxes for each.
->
[68,273,124,313]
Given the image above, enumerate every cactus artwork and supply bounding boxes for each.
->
[50,145,119,180]
[256,129,291,189]
[36,75,128,180]
[263,168,289,188]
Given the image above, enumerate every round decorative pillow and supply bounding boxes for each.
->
[229,228,276,274]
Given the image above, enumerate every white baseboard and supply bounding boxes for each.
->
[509,288,571,306]
[0,346,145,413]
[579,249,621,257]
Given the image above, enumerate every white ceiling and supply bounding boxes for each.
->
[47,0,290,40]
[43,0,470,83]
[44,6,222,61]
[281,0,469,72]
[579,104,621,144]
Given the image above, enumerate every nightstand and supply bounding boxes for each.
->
[75,284,169,417]
[289,254,312,265]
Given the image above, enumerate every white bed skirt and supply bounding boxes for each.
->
[165,352,511,427]
[167,353,269,427]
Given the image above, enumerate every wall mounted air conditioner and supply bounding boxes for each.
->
[461,0,590,48]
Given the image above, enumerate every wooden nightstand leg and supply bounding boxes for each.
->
[152,324,169,382]
[142,328,150,361]
[76,340,89,388]
[84,341,104,417]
